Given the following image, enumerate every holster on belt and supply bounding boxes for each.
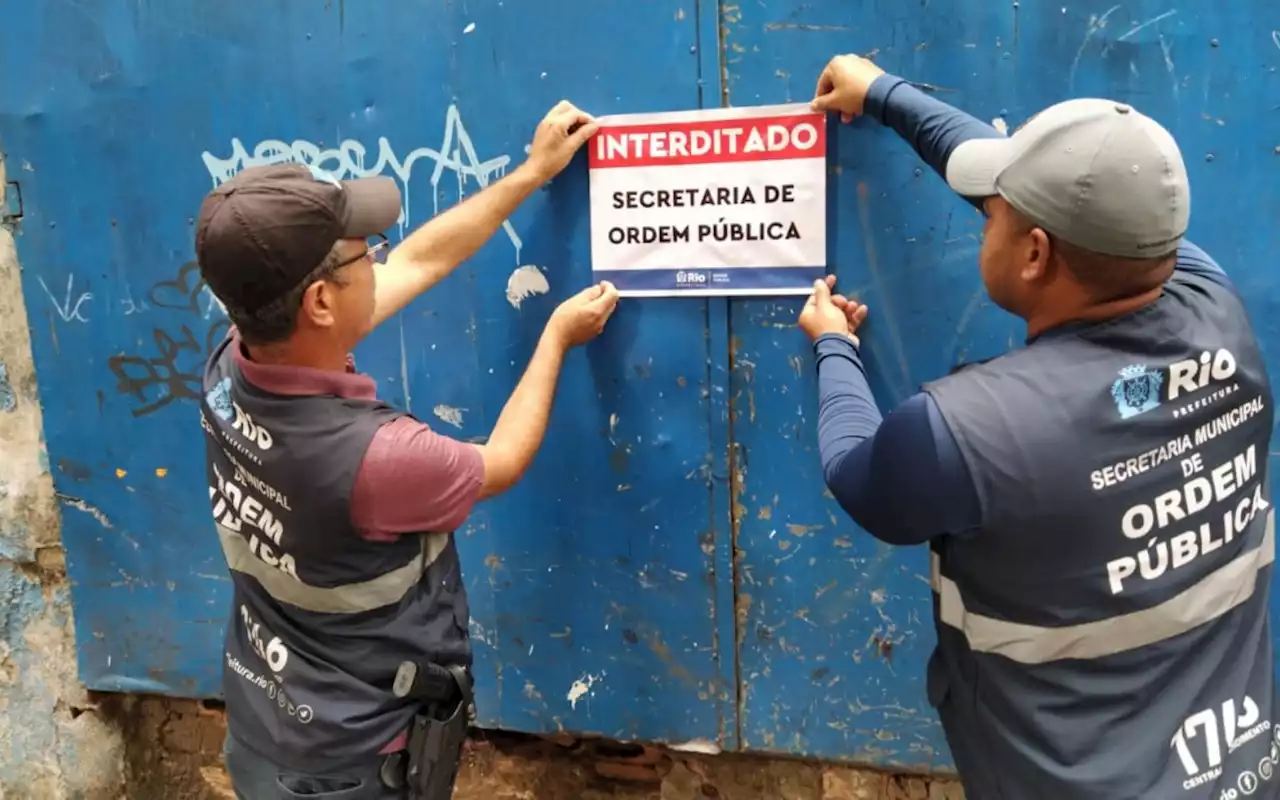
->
[382,659,475,799]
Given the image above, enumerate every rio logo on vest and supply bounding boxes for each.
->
[205,377,274,451]
[1110,348,1238,420]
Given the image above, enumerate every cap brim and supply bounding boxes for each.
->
[945,137,1015,198]
[340,177,403,237]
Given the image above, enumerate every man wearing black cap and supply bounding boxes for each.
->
[195,100,618,798]
[800,56,1277,798]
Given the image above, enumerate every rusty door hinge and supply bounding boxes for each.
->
[2,181,22,223]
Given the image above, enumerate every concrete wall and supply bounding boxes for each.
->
[0,165,125,798]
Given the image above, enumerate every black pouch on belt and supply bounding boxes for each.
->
[388,660,475,799]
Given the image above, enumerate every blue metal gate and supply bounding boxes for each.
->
[1,0,1278,774]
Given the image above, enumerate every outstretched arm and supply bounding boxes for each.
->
[812,56,1004,210]
[814,56,1232,294]
[350,281,621,538]
[369,165,543,331]
[474,282,619,498]
[364,101,601,334]
[797,278,981,544]
[814,334,981,544]
[863,77,1004,210]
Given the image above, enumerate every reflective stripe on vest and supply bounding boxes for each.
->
[217,524,450,614]
[930,509,1275,664]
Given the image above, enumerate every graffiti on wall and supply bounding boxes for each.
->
[37,275,93,323]
[200,104,524,259]
[85,104,518,417]
[106,261,229,417]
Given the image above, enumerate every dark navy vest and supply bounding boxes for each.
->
[922,269,1278,799]
[200,335,472,772]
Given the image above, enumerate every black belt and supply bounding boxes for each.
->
[379,660,475,798]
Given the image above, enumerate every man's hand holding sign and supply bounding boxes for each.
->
[798,275,869,347]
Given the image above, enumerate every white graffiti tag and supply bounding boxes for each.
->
[200,105,522,260]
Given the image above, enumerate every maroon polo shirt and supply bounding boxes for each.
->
[230,332,484,540]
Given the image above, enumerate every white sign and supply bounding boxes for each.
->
[587,103,828,297]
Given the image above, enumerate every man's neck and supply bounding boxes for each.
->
[1025,285,1165,341]
[243,339,348,373]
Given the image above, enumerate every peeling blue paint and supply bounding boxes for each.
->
[0,562,69,784]
[0,362,15,412]
[0,533,33,565]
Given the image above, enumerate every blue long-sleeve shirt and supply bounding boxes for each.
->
[818,75,1233,546]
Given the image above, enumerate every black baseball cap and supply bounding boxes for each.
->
[194,164,402,316]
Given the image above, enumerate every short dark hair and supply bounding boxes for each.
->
[228,246,348,345]
[1006,204,1175,301]
[1051,235,1175,302]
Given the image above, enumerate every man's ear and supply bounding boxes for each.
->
[300,280,338,329]
[1020,227,1054,284]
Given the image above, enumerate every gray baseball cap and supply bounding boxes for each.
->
[946,98,1189,259]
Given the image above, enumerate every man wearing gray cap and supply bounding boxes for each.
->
[801,55,1277,799]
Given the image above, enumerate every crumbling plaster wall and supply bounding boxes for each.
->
[0,162,126,799]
